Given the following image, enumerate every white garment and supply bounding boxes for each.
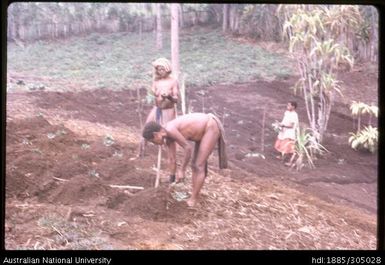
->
[278,110,299,140]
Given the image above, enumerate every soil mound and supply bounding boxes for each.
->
[109,186,191,223]
[46,175,110,205]
[6,116,77,198]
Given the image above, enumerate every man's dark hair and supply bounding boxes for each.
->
[142,121,162,140]
[289,101,297,109]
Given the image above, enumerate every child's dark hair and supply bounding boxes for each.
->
[142,121,162,140]
[289,101,297,109]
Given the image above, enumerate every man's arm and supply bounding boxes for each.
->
[167,127,192,175]
[167,141,177,175]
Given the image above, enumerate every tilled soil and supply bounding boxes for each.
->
[5,67,378,249]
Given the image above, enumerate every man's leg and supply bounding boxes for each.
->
[188,142,200,186]
[187,123,220,207]
[168,141,177,183]
[161,108,177,181]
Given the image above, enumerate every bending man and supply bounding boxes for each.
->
[142,113,228,207]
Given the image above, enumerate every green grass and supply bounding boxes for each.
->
[8,28,293,91]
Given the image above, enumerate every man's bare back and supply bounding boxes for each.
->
[166,113,211,142]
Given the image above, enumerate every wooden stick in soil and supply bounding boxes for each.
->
[53,177,68,182]
[180,72,186,115]
[261,108,266,153]
[202,92,205,113]
[222,107,226,127]
[136,85,143,129]
[109,185,144,190]
[155,146,162,188]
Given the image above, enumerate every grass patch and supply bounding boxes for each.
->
[34,214,113,250]
[8,28,293,91]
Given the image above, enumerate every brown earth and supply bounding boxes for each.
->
[5,63,378,250]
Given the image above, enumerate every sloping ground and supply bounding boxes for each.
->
[187,74,377,215]
[5,73,377,249]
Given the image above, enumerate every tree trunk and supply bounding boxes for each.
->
[37,24,41,39]
[19,24,25,41]
[229,4,234,31]
[229,5,240,33]
[299,61,312,125]
[54,23,58,39]
[211,5,222,24]
[178,4,184,28]
[171,4,180,77]
[370,7,377,62]
[234,11,240,33]
[318,91,332,142]
[51,23,54,39]
[156,3,163,50]
[192,10,198,26]
[222,4,229,32]
[139,17,143,39]
[306,63,316,131]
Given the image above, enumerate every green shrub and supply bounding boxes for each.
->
[292,126,328,170]
[349,125,378,153]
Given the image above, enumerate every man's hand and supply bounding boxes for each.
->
[176,169,185,183]
[169,174,176,183]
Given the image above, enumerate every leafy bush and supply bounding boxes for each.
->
[350,101,378,131]
[292,126,328,170]
[349,125,378,153]
[349,101,378,153]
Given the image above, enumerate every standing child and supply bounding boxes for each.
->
[274,101,299,166]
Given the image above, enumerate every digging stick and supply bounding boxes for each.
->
[202,92,205,113]
[261,108,266,153]
[136,86,143,129]
[155,145,162,188]
[223,107,226,127]
[180,73,186,115]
